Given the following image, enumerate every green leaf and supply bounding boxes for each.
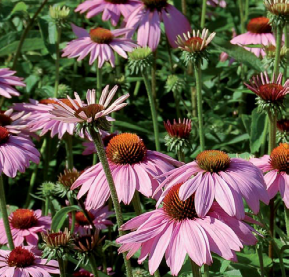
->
[51,205,81,231]
[0,31,45,57]
[11,2,28,14]
[114,121,150,134]
[241,114,251,136]
[250,108,266,153]
[212,36,264,72]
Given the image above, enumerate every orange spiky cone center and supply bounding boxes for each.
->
[10,209,38,229]
[90,28,114,44]
[7,247,35,267]
[270,143,289,174]
[247,17,271,33]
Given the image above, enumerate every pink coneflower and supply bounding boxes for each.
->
[13,98,78,139]
[0,209,51,246]
[72,205,113,233]
[50,85,129,126]
[230,17,276,57]
[75,0,141,26]
[0,108,34,138]
[62,24,137,67]
[125,0,191,51]
[245,72,288,106]
[72,133,183,209]
[0,68,25,98]
[250,143,289,207]
[207,0,226,7]
[82,132,117,155]
[164,118,191,139]
[155,150,269,219]
[0,246,59,277]
[0,127,40,177]
[116,184,258,276]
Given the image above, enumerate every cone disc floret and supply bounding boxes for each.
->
[105,0,129,3]
[7,247,35,267]
[163,184,197,221]
[10,209,38,229]
[247,17,272,33]
[75,211,95,226]
[0,126,9,144]
[196,150,231,173]
[142,0,168,11]
[270,143,289,173]
[106,133,147,165]
[89,28,114,44]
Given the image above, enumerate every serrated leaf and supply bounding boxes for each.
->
[51,205,81,231]
[212,36,264,72]
[250,108,266,153]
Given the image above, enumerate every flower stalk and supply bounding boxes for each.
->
[190,260,201,277]
[142,72,161,151]
[204,265,210,277]
[132,191,142,216]
[0,175,14,250]
[88,254,99,277]
[88,127,133,277]
[285,23,289,79]
[54,26,61,98]
[57,257,66,277]
[285,206,289,237]
[201,0,207,28]
[274,26,283,76]
[96,61,102,100]
[64,134,73,170]
[238,0,245,33]
[194,60,205,151]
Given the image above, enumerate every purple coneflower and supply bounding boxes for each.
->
[62,24,137,67]
[0,209,51,246]
[75,0,141,26]
[0,68,25,98]
[125,0,191,51]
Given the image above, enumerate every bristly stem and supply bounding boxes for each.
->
[25,139,47,207]
[12,0,48,69]
[88,254,100,277]
[132,191,142,216]
[284,23,289,79]
[285,207,289,236]
[58,257,66,277]
[200,0,207,28]
[96,61,102,100]
[181,0,187,16]
[268,111,277,261]
[203,265,210,277]
[237,0,245,33]
[0,175,14,250]
[274,26,283,77]
[194,60,205,152]
[54,26,61,98]
[142,71,161,151]
[64,134,73,169]
[257,244,264,277]
[190,259,201,277]
[88,127,133,277]
[151,51,157,104]
[177,150,185,162]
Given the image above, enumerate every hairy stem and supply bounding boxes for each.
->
[88,254,99,277]
[64,134,73,169]
[190,259,201,277]
[0,175,14,250]
[12,0,48,69]
[132,191,142,216]
[89,128,133,277]
[194,61,205,151]
[54,27,61,98]
[200,0,207,28]
[96,61,102,100]
[142,71,161,151]
[274,26,283,76]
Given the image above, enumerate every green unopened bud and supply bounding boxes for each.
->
[38,182,56,198]
[131,268,151,277]
[265,0,289,28]
[58,84,72,97]
[263,44,288,69]
[165,75,185,94]
[128,47,153,74]
[49,5,70,27]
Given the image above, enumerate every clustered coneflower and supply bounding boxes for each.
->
[264,0,289,27]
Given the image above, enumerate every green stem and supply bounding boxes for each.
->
[260,115,269,156]
[43,137,51,181]
[181,0,187,16]
[194,61,205,152]
[273,26,283,77]
[68,195,76,234]
[190,260,201,277]
[237,0,245,33]
[64,134,73,169]
[96,61,102,100]
[87,128,133,277]
[0,175,14,250]
[54,27,61,98]
[154,270,161,277]
[151,51,157,105]
[132,191,142,216]
[257,244,264,277]
[25,139,47,207]
[177,150,185,162]
[284,24,289,79]
[200,0,207,28]
[133,80,141,97]
[142,71,161,151]
[58,257,66,277]
[285,207,289,236]
[268,112,277,153]
[12,0,48,69]
[244,0,249,23]
[44,197,50,216]
[88,254,99,277]
[203,265,210,277]
[280,246,289,277]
